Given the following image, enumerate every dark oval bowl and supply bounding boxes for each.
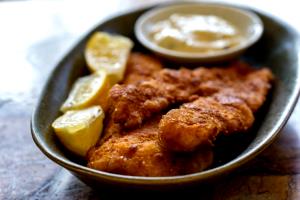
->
[31,2,300,191]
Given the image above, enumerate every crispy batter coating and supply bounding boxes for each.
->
[122,52,162,84]
[159,95,254,152]
[100,53,162,142]
[87,116,213,176]
[108,68,213,129]
[109,68,202,129]
[109,61,271,129]
[221,68,273,112]
[159,68,273,152]
[87,53,273,176]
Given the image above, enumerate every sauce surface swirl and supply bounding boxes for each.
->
[149,14,243,54]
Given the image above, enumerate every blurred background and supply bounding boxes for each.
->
[0,0,299,199]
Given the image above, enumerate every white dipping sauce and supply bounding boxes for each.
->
[149,14,243,53]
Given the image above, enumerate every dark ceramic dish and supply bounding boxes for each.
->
[31,2,300,191]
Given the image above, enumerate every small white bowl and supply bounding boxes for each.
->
[135,2,263,63]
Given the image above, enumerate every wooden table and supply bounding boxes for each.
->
[0,0,299,199]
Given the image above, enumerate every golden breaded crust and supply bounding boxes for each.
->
[88,116,213,176]
[159,96,254,152]
[109,61,272,130]
[122,52,162,84]
[87,54,273,176]
[159,67,273,152]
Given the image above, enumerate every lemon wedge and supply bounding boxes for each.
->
[52,106,105,157]
[60,70,111,113]
[85,32,133,84]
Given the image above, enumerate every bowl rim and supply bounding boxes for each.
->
[134,2,264,60]
[31,1,300,186]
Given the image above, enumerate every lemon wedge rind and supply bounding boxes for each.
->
[85,32,133,84]
[52,106,105,157]
[60,70,110,113]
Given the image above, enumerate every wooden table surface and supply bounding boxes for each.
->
[1,0,299,199]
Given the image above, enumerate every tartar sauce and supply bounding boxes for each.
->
[149,14,243,53]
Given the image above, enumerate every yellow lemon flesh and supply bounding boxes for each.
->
[60,70,110,113]
[52,106,104,157]
[85,32,133,84]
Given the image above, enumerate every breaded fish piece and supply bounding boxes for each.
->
[122,52,162,84]
[159,68,273,152]
[100,53,163,142]
[87,116,213,176]
[109,68,199,129]
[88,59,273,176]
[109,62,268,130]
[197,67,273,112]
[159,95,254,152]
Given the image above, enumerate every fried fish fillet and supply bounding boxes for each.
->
[109,68,199,129]
[159,68,273,152]
[88,55,273,176]
[122,52,162,84]
[100,53,163,143]
[109,61,267,129]
[196,68,274,112]
[159,95,254,152]
[87,115,213,176]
